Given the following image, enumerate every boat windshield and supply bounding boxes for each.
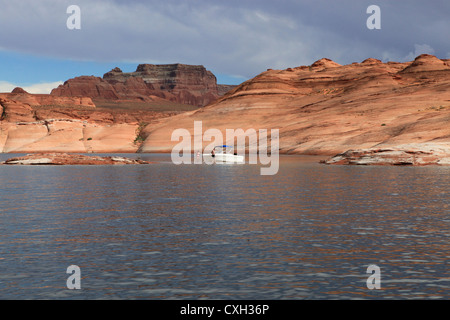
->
[214,145,234,154]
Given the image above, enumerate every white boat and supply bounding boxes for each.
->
[203,145,244,163]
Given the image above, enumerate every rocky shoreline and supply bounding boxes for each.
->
[0,153,151,165]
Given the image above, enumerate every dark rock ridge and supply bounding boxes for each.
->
[217,84,238,96]
[11,87,28,94]
[51,76,120,100]
[51,64,237,107]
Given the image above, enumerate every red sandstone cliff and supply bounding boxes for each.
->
[139,54,450,160]
[1,55,449,160]
[0,87,186,153]
[51,64,235,107]
[0,89,95,122]
[50,76,120,100]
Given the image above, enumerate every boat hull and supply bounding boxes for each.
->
[203,153,244,163]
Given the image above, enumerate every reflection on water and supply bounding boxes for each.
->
[0,154,448,299]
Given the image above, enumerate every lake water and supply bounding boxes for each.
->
[0,153,448,300]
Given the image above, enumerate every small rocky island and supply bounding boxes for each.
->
[1,153,150,165]
[323,143,450,166]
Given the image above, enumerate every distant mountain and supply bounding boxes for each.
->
[51,63,237,107]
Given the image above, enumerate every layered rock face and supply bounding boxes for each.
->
[0,87,176,153]
[139,54,450,161]
[51,64,231,107]
[104,64,219,106]
[0,89,95,122]
[2,55,449,159]
[50,76,120,100]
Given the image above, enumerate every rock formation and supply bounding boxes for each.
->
[310,58,342,70]
[400,54,450,73]
[218,84,238,96]
[0,87,180,153]
[51,63,236,107]
[1,55,449,160]
[138,55,450,161]
[0,89,95,123]
[50,76,120,100]
[1,153,150,165]
[11,87,28,94]
[323,143,450,166]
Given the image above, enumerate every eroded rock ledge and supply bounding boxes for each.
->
[1,153,150,165]
[323,144,450,166]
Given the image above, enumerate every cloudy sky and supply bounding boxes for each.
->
[0,0,449,93]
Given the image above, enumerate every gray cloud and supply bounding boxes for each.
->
[0,0,448,78]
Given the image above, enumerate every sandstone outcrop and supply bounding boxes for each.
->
[310,58,342,70]
[323,143,450,166]
[11,87,28,94]
[52,64,236,107]
[51,76,121,100]
[1,55,449,157]
[400,54,450,73]
[1,153,150,165]
[0,96,35,122]
[1,88,95,109]
[0,88,180,153]
[138,55,450,158]
[0,89,95,123]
